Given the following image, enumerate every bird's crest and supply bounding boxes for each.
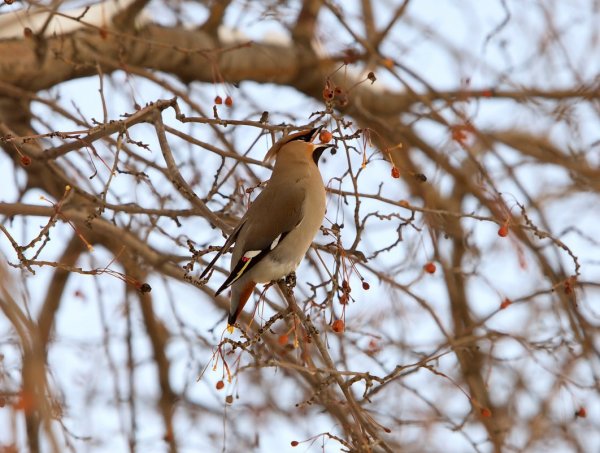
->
[263,126,323,163]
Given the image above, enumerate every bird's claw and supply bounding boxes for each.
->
[284,271,297,289]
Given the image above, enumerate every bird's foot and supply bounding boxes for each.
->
[284,271,297,289]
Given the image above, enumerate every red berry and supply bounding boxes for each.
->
[498,224,509,237]
[278,334,289,346]
[332,319,345,333]
[391,167,400,178]
[20,156,32,166]
[576,407,587,418]
[423,262,436,274]
[339,294,348,305]
[214,96,222,105]
[480,407,492,417]
[291,440,299,447]
[216,380,224,390]
[362,281,370,290]
[225,96,233,107]
[500,298,512,309]
[319,130,332,143]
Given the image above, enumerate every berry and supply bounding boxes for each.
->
[498,224,509,237]
[339,294,348,305]
[500,298,512,309]
[20,156,32,166]
[575,407,586,418]
[332,319,345,333]
[391,167,400,178]
[319,130,333,143]
[214,96,222,105]
[278,334,289,346]
[216,380,224,390]
[225,96,233,107]
[291,441,299,447]
[480,407,492,417]
[423,262,436,274]
[322,87,334,101]
[362,281,370,290]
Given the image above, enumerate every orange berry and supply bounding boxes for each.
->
[216,380,224,390]
[391,166,400,178]
[362,281,370,290]
[480,407,492,417]
[225,96,233,107]
[278,334,289,346]
[498,224,509,237]
[214,96,222,105]
[500,298,512,310]
[20,156,31,166]
[576,407,587,418]
[339,294,349,305]
[423,262,436,274]
[332,319,345,333]
[291,440,299,447]
[319,130,333,143]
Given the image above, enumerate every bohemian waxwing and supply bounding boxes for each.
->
[199,126,332,328]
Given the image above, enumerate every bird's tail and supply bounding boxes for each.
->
[227,280,256,327]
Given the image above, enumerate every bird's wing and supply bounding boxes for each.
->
[215,181,306,294]
[198,219,245,280]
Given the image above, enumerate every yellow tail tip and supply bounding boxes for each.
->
[226,324,235,334]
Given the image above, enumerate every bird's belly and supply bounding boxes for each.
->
[249,256,300,283]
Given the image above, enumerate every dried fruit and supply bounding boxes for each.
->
[367,71,376,83]
[225,395,233,404]
[319,130,332,143]
[339,294,349,305]
[322,87,334,101]
[214,96,223,105]
[423,262,436,274]
[332,319,345,333]
[391,167,400,178]
[216,380,224,390]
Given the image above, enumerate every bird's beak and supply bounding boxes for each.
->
[308,125,324,143]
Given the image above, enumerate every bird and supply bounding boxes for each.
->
[199,126,333,330]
